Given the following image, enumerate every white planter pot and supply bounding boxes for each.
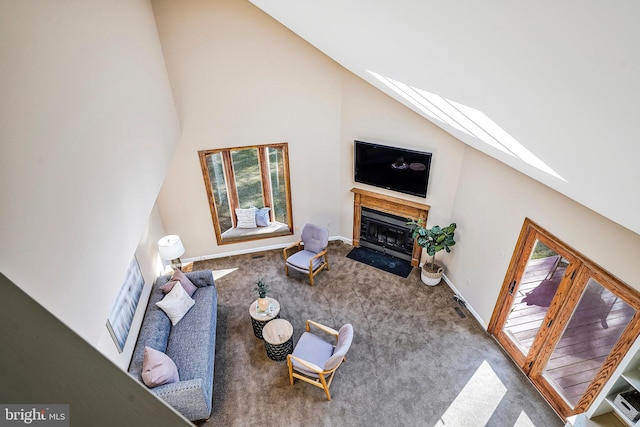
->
[421,265,443,286]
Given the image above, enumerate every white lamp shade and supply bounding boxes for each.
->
[158,235,185,260]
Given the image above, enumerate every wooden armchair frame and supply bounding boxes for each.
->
[286,320,346,400]
[283,241,329,286]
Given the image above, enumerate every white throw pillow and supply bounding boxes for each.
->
[235,207,257,228]
[156,282,195,326]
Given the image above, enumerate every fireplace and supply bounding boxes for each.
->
[351,188,430,266]
[360,208,414,262]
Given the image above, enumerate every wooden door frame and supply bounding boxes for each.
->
[488,218,640,419]
[488,219,580,369]
[529,263,640,417]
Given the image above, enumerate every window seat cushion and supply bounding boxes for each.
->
[221,221,290,242]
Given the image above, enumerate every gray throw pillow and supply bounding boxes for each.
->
[255,207,271,227]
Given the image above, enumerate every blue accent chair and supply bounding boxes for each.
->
[287,320,354,400]
[283,223,329,286]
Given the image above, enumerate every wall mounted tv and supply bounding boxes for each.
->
[354,140,432,198]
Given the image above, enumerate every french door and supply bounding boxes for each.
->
[488,219,640,418]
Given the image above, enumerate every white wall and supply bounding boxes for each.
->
[0,0,632,360]
[0,0,180,344]
[339,71,466,236]
[97,203,167,368]
[153,0,345,256]
[448,148,640,327]
[249,0,640,238]
[152,0,640,336]
[152,0,467,259]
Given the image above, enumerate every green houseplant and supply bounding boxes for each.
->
[408,220,457,286]
[254,278,270,312]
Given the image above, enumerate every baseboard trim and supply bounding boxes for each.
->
[184,238,489,330]
[183,235,352,263]
[442,273,488,330]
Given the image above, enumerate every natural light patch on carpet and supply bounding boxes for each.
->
[435,360,507,427]
[212,268,239,281]
[514,410,536,427]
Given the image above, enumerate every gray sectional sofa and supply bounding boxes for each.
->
[128,269,217,421]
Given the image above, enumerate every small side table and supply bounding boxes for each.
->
[249,297,280,339]
[263,318,294,361]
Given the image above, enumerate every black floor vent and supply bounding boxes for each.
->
[454,307,467,318]
[252,255,264,259]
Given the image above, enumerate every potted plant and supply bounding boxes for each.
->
[408,219,457,286]
[254,278,270,312]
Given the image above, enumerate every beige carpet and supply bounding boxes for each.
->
[193,241,563,427]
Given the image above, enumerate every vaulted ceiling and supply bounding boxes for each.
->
[250,0,640,236]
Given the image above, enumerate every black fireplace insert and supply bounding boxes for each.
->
[359,207,414,262]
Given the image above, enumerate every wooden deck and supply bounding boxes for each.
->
[504,256,635,406]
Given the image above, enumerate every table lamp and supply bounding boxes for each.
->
[158,235,186,270]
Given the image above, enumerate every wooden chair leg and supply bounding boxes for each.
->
[287,356,294,385]
[309,271,314,286]
[319,374,331,400]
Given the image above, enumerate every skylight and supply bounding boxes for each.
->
[368,71,566,182]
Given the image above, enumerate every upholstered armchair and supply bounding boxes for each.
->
[283,223,329,286]
[287,320,353,400]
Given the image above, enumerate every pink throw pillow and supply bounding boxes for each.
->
[142,347,179,388]
[160,269,197,296]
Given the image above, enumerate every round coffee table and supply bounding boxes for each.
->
[263,318,294,361]
[249,297,280,339]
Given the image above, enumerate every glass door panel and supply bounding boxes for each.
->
[503,240,570,356]
[541,278,636,407]
[491,219,640,418]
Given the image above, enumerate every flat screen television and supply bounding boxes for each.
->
[354,140,432,198]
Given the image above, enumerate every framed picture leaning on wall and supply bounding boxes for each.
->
[106,256,144,353]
